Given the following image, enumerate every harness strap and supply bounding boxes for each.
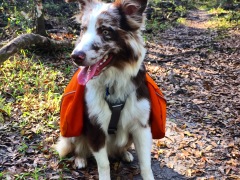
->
[107,102,125,134]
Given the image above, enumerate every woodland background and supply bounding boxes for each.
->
[0,0,239,179]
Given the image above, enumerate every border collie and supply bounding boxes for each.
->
[56,0,154,179]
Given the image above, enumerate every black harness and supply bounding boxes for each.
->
[105,87,125,134]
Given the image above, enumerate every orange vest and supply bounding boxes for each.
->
[60,69,166,139]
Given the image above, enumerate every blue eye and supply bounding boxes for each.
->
[103,30,109,36]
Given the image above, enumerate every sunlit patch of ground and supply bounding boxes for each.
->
[177,9,239,29]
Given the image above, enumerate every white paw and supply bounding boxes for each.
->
[122,151,134,163]
[75,157,87,169]
[55,137,73,158]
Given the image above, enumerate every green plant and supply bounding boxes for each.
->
[15,172,31,180]
[64,65,72,75]
[195,0,219,10]
[146,18,171,32]
[13,166,45,180]
[175,5,187,17]
[31,167,44,180]
[0,95,12,116]
[206,10,240,29]
[208,7,227,14]
[177,17,187,25]
[18,142,28,153]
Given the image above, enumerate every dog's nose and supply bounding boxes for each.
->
[71,51,86,65]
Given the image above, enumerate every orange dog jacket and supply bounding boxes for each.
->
[60,69,166,139]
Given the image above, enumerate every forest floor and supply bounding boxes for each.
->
[145,9,240,179]
[0,7,240,180]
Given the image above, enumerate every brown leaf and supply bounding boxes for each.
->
[205,145,214,152]
[211,141,218,147]
[156,140,167,147]
[165,150,175,158]
[181,149,190,157]
[194,150,202,158]
[185,169,192,177]
[190,142,196,149]
[167,161,174,169]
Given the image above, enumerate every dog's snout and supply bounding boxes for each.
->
[71,51,86,65]
[71,51,86,60]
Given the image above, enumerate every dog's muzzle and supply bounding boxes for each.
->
[71,50,86,66]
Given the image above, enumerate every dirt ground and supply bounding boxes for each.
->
[0,9,239,180]
[145,10,239,179]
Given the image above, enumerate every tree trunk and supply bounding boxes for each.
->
[36,0,47,36]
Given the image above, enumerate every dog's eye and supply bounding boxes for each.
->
[102,30,109,36]
[99,27,114,40]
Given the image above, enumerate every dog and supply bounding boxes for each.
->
[56,0,154,179]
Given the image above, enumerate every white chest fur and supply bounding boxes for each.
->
[85,67,151,147]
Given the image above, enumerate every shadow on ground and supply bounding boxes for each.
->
[121,150,186,180]
[75,150,187,180]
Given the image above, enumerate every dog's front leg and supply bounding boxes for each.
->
[133,127,154,180]
[92,147,111,180]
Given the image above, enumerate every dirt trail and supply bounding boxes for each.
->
[145,9,240,179]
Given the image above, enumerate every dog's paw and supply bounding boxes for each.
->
[121,151,134,163]
[75,157,87,169]
[55,137,72,158]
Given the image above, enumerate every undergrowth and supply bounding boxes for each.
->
[0,51,74,133]
[207,8,240,29]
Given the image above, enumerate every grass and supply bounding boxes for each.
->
[0,49,74,133]
[208,7,228,14]
[0,95,12,115]
[146,19,171,32]
[1,56,65,127]
[0,50,75,179]
[206,7,240,29]
[177,17,187,25]
[175,5,187,17]
[174,5,239,29]
[18,142,28,153]
[206,16,239,29]
[14,167,45,180]
[192,1,240,29]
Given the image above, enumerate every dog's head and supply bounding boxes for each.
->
[68,0,147,84]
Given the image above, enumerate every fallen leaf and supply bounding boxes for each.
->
[185,169,192,177]
[184,131,194,137]
[192,99,205,104]
[194,150,202,158]
[205,145,214,152]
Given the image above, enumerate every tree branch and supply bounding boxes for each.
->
[0,33,72,64]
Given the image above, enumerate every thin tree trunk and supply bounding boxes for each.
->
[36,0,47,36]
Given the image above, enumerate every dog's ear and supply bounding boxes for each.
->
[65,0,93,10]
[114,0,147,16]
[114,0,147,30]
